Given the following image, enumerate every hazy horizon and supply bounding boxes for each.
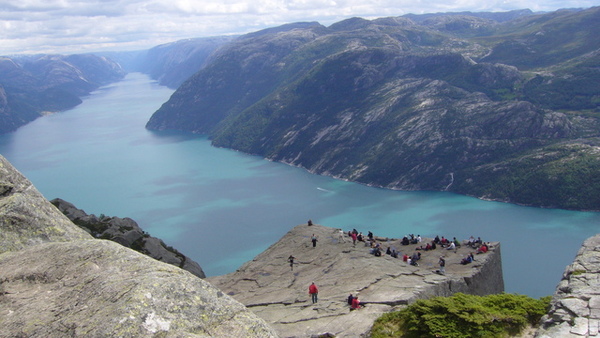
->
[1,1,596,56]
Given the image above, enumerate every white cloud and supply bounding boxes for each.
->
[0,0,596,55]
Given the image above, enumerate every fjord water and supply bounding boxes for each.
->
[1,73,598,298]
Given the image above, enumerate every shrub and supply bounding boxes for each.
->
[371,293,550,338]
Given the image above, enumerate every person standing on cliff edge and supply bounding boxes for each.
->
[439,256,446,275]
[311,234,318,247]
[309,282,319,303]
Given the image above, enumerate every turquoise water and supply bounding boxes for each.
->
[1,73,598,298]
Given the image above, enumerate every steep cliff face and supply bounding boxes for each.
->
[136,36,236,88]
[207,223,503,337]
[0,155,277,337]
[0,54,125,134]
[146,7,600,211]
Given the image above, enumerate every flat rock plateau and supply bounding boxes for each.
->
[207,223,503,337]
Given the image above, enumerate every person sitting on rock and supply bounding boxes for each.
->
[461,253,475,265]
[446,241,456,251]
[416,243,432,251]
[351,294,363,310]
[410,252,420,266]
[357,232,364,242]
[373,247,382,257]
[368,231,374,241]
[370,242,382,256]
[347,294,354,306]
[477,243,489,254]
[467,236,476,247]
[401,236,410,246]
[440,236,449,247]
[453,237,461,247]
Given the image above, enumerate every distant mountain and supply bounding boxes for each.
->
[403,8,537,24]
[108,37,234,88]
[0,54,125,133]
[146,7,600,210]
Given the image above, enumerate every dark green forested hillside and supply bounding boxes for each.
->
[146,7,600,211]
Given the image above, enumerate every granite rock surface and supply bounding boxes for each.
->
[207,223,503,337]
[536,234,600,338]
[0,154,277,337]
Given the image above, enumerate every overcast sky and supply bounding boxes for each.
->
[0,0,597,56]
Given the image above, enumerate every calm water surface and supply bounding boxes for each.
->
[1,73,598,298]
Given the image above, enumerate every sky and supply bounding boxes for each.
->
[0,0,598,56]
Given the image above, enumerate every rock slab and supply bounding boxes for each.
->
[207,223,504,337]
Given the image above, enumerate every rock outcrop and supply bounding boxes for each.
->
[50,198,206,278]
[0,154,277,337]
[0,157,91,253]
[536,234,600,338]
[207,223,503,337]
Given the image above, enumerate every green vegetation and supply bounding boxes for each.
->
[453,142,600,210]
[371,293,551,338]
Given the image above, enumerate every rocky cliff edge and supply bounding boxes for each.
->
[0,155,277,337]
[536,234,600,338]
[207,223,504,337]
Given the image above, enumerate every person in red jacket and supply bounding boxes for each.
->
[351,294,362,310]
[477,243,489,254]
[309,282,319,303]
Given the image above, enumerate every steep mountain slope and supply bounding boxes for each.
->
[0,54,125,133]
[134,36,236,88]
[146,8,600,210]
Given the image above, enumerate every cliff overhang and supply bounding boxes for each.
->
[207,223,504,337]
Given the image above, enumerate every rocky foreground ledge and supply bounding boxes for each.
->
[536,234,600,337]
[0,155,277,337]
[207,223,504,337]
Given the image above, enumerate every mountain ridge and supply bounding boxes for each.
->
[0,53,125,133]
[146,7,600,211]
